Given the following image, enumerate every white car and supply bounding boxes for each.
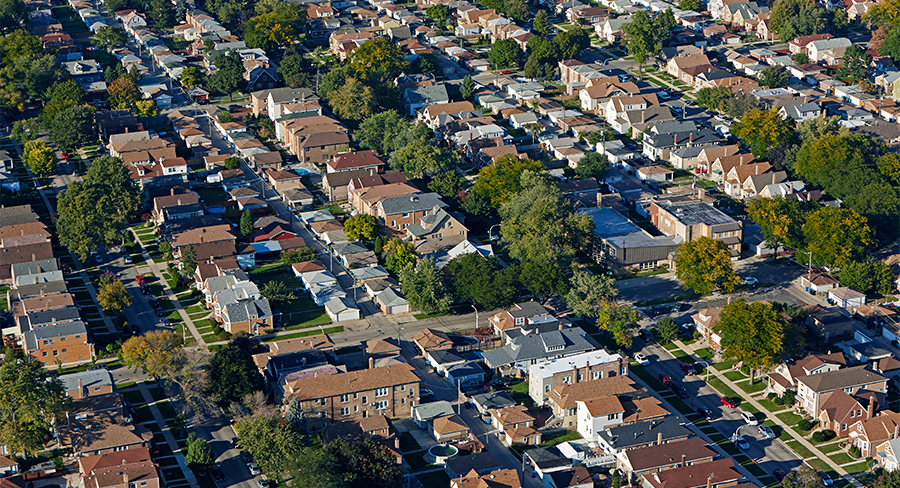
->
[742,277,758,285]
[248,462,261,476]
[735,436,750,450]
[758,424,775,439]
[634,353,650,366]
[741,411,759,426]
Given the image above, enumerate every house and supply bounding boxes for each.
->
[801,272,839,294]
[431,414,471,443]
[819,389,881,438]
[524,447,573,482]
[284,364,420,430]
[406,206,467,242]
[490,406,541,447]
[24,320,94,365]
[412,401,455,429]
[374,193,448,233]
[597,416,692,455]
[447,362,485,389]
[807,307,853,340]
[298,132,351,165]
[780,102,822,122]
[451,469,521,488]
[548,467,592,488]
[404,84,450,116]
[77,447,161,488]
[488,301,555,339]
[470,391,517,416]
[807,37,852,63]
[618,437,717,479]
[220,297,274,335]
[326,150,386,173]
[413,328,453,353]
[796,365,888,417]
[849,410,900,457]
[528,348,626,405]
[375,288,410,315]
[324,297,359,323]
[481,327,600,375]
[642,458,741,488]
[767,351,846,397]
[636,165,674,183]
[692,306,723,350]
[829,287,866,309]
[789,33,834,55]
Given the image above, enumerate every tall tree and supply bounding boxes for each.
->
[802,207,874,268]
[674,236,741,295]
[240,209,254,237]
[836,44,872,84]
[92,26,127,48]
[328,77,375,123]
[399,259,449,314]
[208,50,244,99]
[575,152,609,179]
[0,353,70,456]
[343,214,379,241]
[181,243,197,276]
[488,38,522,69]
[745,196,810,255]
[554,28,590,59]
[714,300,784,383]
[757,66,789,88]
[185,434,214,470]
[23,139,56,175]
[533,9,551,37]
[770,0,830,40]
[426,4,449,22]
[443,254,517,310]
[97,276,132,314]
[388,137,457,178]
[0,0,27,32]
[207,342,265,404]
[565,269,618,317]
[244,4,306,52]
[348,38,408,81]
[460,75,475,100]
[473,154,544,207]
[427,170,465,198]
[49,105,95,150]
[120,330,185,380]
[624,9,675,67]
[236,412,306,481]
[383,239,416,272]
[107,76,140,110]
[180,66,205,89]
[731,109,795,159]
[150,0,176,27]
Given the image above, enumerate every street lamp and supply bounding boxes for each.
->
[698,360,710,382]
[488,223,501,242]
[472,304,479,330]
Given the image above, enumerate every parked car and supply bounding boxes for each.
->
[741,411,759,426]
[155,309,165,317]
[634,353,650,366]
[672,384,689,399]
[211,467,225,483]
[248,462,261,476]
[818,471,833,486]
[241,451,253,463]
[658,374,673,386]
[696,407,715,420]
[257,481,270,488]
[742,277,758,285]
[135,275,146,285]
[124,255,132,264]
[735,436,750,450]
[420,389,434,399]
[721,396,737,408]
[758,424,775,439]
[679,362,696,375]
[773,469,786,482]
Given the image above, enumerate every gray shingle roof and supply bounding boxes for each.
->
[378,193,448,216]
[24,320,89,350]
[58,369,114,392]
[330,241,368,257]
[404,85,449,105]
[470,391,516,410]
[25,307,82,328]
[482,327,599,368]
[598,416,692,450]
[406,206,452,237]
[223,298,273,323]
[377,288,408,308]
[797,365,887,393]
[11,258,59,276]
[413,400,455,421]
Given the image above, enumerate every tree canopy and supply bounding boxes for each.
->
[120,329,185,380]
[244,4,305,52]
[731,109,795,159]
[674,236,740,295]
[343,214,379,241]
[207,342,265,405]
[23,139,55,175]
[836,44,871,84]
[442,253,517,310]
[802,207,874,268]
[714,300,784,382]
[348,38,409,81]
[208,50,244,98]
[745,196,811,254]
[623,9,676,66]
[770,0,845,40]
[97,274,132,314]
[488,38,522,69]
[473,154,544,208]
[565,269,618,318]
[400,259,449,314]
[0,352,70,455]
[574,152,609,180]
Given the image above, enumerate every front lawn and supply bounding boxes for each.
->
[540,430,581,447]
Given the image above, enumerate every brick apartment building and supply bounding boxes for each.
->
[285,364,420,429]
[374,193,449,233]
[24,320,94,365]
[649,200,743,256]
[298,132,351,164]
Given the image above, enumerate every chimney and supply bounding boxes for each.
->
[52,316,57,325]
[894,421,899,439]
[756,164,761,175]
[869,393,876,418]
[682,453,686,467]
[77,378,84,399]
[369,356,374,369]
[642,111,646,124]
[690,133,694,143]
[199,235,204,243]
[40,288,45,298]
[772,173,776,184]
[170,188,175,196]
[707,474,713,488]
[32,253,36,262]
[674,134,678,145]
[301,357,307,367]
[657,431,663,445]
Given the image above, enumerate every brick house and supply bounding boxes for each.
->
[820,389,881,438]
[299,132,351,165]
[491,406,541,447]
[850,410,900,457]
[284,364,420,430]
[374,193,449,233]
[24,321,94,365]
[220,298,274,335]
[326,150,386,173]
[78,447,161,488]
[766,351,845,397]
[618,437,717,480]
[796,365,888,417]
[528,349,627,405]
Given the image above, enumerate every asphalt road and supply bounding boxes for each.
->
[636,337,804,479]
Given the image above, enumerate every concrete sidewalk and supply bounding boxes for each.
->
[136,382,198,486]
[674,339,864,488]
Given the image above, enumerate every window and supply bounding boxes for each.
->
[76,335,81,339]
[53,350,59,356]
[353,392,358,399]
[43,340,53,345]
[61,349,67,354]
[318,398,327,406]
[340,407,349,416]
[608,414,617,420]
[375,400,389,410]
[545,385,551,392]
[851,410,855,418]
[354,405,359,412]
[563,376,571,384]
[340,394,349,403]
[843,424,847,431]
[362,396,367,404]
[60,338,66,342]
[42,352,47,357]
[401,385,406,391]
[401,398,406,404]
[593,371,601,380]
[375,387,389,397]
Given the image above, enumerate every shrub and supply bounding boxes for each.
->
[798,418,818,431]
[812,430,835,443]
[767,392,777,400]
[773,396,783,405]
[692,329,701,340]
[782,390,795,405]
[849,444,861,458]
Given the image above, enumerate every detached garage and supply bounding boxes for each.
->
[324,297,359,322]
[376,288,410,315]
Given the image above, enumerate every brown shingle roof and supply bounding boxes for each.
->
[548,376,637,410]
[643,457,739,488]
[414,328,453,351]
[623,437,716,472]
[287,364,419,401]
[433,414,469,434]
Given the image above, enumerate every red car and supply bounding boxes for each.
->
[680,362,696,375]
[61,151,71,159]
[500,70,513,74]
[721,396,737,408]
[658,374,673,386]
[135,275,146,285]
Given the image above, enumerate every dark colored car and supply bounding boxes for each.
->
[696,407,715,420]
[721,396,737,408]
[680,362,696,375]
[773,469,786,482]
[148,298,159,307]
[155,309,165,317]
[671,383,689,399]
[211,467,226,483]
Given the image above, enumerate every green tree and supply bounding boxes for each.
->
[150,0,176,26]
[208,50,244,99]
[715,300,784,383]
[0,0,27,32]
[793,52,810,64]
[0,29,41,62]
[260,281,298,306]
[428,170,465,198]
[518,258,569,303]
[499,172,594,265]
[349,38,408,81]
[624,9,675,67]
[313,439,404,488]
[93,25,127,48]
[97,277,132,314]
[575,152,609,180]
[50,105,95,150]
[426,4,449,22]
[383,239,416,272]
[278,50,313,89]
[120,329,185,380]
[770,0,830,40]
[240,209,254,237]
[601,303,640,349]
[554,28,590,59]
[343,214,379,241]
[488,38,522,69]
[781,465,825,488]
[674,236,740,295]
[797,115,846,144]
[460,75,475,100]
[503,0,528,21]
[803,207,874,269]
[224,155,240,170]
[400,259,449,314]
[679,0,702,10]
[758,66,789,88]
[180,66,205,89]
[23,139,56,175]
[281,247,317,264]
[473,154,544,207]
[354,110,421,154]
[329,77,375,123]
[208,342,265,404]
[158,240,173,260]
[731,108,795,159]
[389,137,457,178]
[237,412,306,480]
[533,9,551,37]
[657,317,678,343]
[181,243,197,276]
[462,190,492,219]
[836,44,872,84]
[4,53,67,100]
[745,196,810,255]
[244,4,306,51]
[565,269,618,318]
[185,434,214,470]
[443,253,517,310]
[694,86,732,112]
[0,353,70,456]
